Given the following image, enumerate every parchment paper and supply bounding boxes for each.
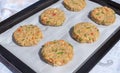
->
[0,0,120,73]
[112,0,120,4]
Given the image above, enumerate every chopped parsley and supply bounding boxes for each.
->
[57,52,64,55]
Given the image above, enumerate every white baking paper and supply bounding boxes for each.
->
[112,0,120,4]
[0,0,120,73]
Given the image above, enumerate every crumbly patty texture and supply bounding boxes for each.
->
[13,25,43,46]
[41,40,74,66]
[72,22,99,43]
[90,6,116,25]
[40,8,66,26]
[63,0,86,11]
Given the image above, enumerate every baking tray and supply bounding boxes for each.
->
[0,0,120,73]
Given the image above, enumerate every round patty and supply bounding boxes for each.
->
[72,22,99,43]
[63,0,86,11]
[40,8,66,26]
[41,40,74,66]
[90,6,116,25]
[13,25,43,46]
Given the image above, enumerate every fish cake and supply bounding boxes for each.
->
[90,6,116,25]
[63,0,86,11]
[40,8,66,26]
[13,25,43,46]
[41,40,74,66]
[72,22,99,43]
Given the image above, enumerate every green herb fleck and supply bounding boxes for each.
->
[96,13,100,15]
[46,21,50,24]
[77,30,81,33]
[68,43,73,47]
[86,27,91,29]
[102,20,105,24]
[79,38,83,41]
[84,34,87,37]
[22,39,25,41]
[57,52,64,55]
[52,48,57,52]
[101,11,104,14]
[88,37,91,41]
[53,41,57,44]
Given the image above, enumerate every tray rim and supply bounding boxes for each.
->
[0,0,120,73]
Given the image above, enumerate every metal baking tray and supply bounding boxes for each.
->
[0,0,120,73]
